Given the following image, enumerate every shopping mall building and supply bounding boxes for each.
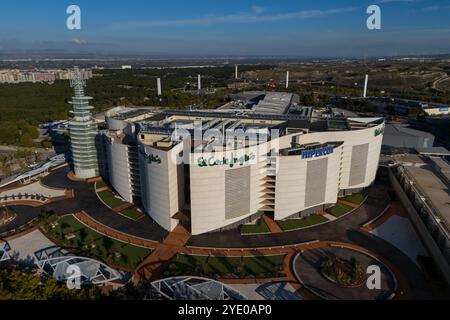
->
[94,92,384,235]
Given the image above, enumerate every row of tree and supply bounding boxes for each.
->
[0,268,103,300]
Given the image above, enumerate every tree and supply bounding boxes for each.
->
[41,140,53,148]
[20,133,33,147]
[0,268,103,300]
[102,237,114,252]
[84,234,95,251]
[79,228,88,242]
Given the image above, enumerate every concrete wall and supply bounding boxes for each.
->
[389,168,450,285]
[189,143,264,235]
[274,145,342,220]
[274,123,383,220]
[105,136,133,202]
[425,108,449,116]
[138,142,183,232]
[296,123,383,190]
[136,122,384,235]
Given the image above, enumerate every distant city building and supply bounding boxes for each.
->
[334,96,450,117]
[121,65,132,70]
[369,97,450,116]
[68,67,99,179]
[0,69,92,83]
[382,124,435,152]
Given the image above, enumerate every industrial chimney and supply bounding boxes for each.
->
[235,64,238,79]
[157,78,162,96]
[363,74,368,98]
[198,74,201,90]
[286,71,290,89]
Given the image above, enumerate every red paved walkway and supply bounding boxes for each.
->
[262,215,283,233]
[337,199,360,208]
[134,225,191,281]
[70,203,410,299]
[112,202,134,213]
[74,211,158,248]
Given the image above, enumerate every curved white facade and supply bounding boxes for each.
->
[133,120,384,235]
[101,105,384,236]
[186,123,383,234]
[138,142,184,232]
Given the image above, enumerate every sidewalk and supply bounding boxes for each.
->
[262,215,283,233]
[337,199,360,208]
[74,211,158,249]
[112,202,134,213]
[134,225,191,281]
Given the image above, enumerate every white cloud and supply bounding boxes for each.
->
[376,0,422,3]
[112,7,356,29]
[422,5,450,11]
[251,6,267,14]
[70,38,87,45]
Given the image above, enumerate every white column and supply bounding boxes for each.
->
[198,74,201,90]
[286,71,290,89]
[235,64,238,79]
[363,74,368,98]
[157,78,162,96]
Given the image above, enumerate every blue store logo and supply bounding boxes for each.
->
[301,145,334,159]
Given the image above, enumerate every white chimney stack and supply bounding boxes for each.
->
[286,71,290,89]
[363,74,368,98]
[198,74,201,90]
[235,64,238,79]
[157,78,162,96]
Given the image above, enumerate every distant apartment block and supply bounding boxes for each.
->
[0,69,93,83]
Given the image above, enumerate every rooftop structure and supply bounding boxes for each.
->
[416,147,450,157]
[371,97,449,116]
[0,242,11,262]
[151,276,247,300]
[68,67,100,179]
[382,124,435,151]
[224,91,302,115]
[35,246,121,286]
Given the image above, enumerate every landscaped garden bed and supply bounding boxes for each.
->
[95,180,107,189]
[41,214,151,269]
[341,193,366,205]
[240,219,270,234]
[327,204,354,218]
[278,214,329,231]
[120,207,144,221]
[0,209,16,226]
[167,253,286,279]
[321,254,366,287]
[97,190,128,208]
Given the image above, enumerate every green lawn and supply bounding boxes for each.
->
[278,214,329,231]
[240,219,270,234]
[327,204,354,217]
[168,254,286,278]
[341,193,366,204]
[44,214,151,269]
[97,190,128,208]
[120,207,144,220]
[95,181,107,189]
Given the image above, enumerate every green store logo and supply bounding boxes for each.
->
[197,153,256,168]
[139,148,161,164]
[374,127,384,137]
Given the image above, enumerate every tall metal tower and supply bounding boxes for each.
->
[68,67,99,179]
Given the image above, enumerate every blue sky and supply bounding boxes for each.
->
[1,0,450,57]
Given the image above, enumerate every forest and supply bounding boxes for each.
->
[0,65,273,146]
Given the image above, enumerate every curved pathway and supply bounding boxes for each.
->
[293,246,396,300]
[1,166,168,240]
